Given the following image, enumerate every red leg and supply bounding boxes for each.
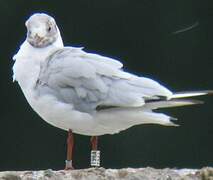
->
[65,129,74,170]
[91,136,98,150]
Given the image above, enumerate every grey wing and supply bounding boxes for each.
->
[36,47,172,113]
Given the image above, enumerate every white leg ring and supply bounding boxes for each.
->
[91,150,100,167]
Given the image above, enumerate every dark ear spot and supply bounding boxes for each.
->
[47,26,52,32]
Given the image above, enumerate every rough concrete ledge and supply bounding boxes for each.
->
[0,167,213,180]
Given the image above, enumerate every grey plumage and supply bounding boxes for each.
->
[13,13,212,136]
[35,47,172,114]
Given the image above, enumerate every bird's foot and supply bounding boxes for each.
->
[64,160,74,170]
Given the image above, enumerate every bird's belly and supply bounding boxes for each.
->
[20,87,126,136]
[25,91,102,135]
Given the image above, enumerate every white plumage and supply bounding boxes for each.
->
[13,13,211,136]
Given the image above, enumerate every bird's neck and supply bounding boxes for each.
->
[14,34,64,60]
[13,36,64,91]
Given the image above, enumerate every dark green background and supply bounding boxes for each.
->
[0,0,213,170]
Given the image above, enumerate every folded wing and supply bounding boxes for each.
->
[36,47,173,113]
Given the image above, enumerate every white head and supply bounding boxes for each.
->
[25,13,60,48]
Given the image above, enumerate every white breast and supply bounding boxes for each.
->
[12,40,98,135]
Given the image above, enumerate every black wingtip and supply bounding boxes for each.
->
[168,117,180,127]
[205,90,213,95]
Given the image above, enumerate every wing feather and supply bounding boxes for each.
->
[36,47,172,113]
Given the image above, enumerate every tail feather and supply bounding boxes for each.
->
[96,90,212,132]
[146,90,213,110]
[171,90,213,99]
[140,90,212,127]
[134,90,212,128]
[144,99,203,110]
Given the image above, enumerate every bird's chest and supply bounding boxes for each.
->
[13,56,40,90]
[29,93,96,133]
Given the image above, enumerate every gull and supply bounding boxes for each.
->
[12,13,212,169]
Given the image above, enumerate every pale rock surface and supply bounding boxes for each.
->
[0,167,213,180]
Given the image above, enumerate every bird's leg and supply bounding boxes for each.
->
[90,136,100,167]
[91,136,98,150]
[65,129,74,170]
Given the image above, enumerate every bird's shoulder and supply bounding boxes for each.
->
[39,46,131,80]
[46,46,123,69]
